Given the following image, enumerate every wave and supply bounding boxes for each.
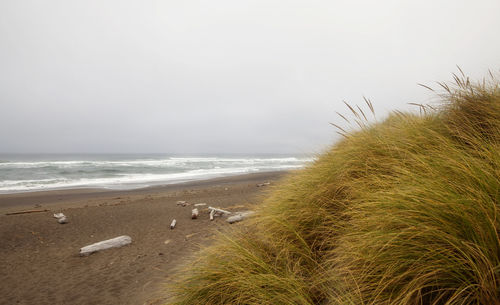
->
[0,165,305,193]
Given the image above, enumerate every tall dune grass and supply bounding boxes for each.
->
[168,73,500,305]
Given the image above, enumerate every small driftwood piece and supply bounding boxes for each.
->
[194,203,206,207]
[170,219,177,229]
[191,208,199,219]
[208,207,231,215]
[53,213,68,224]
[80,235,132,256]
[256,182,271,187]
[176,201,189,207]
[5,209,49,215]
[209,209,215,221]
[227,211,255,224]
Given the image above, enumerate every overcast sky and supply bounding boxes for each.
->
[0,0,499,154]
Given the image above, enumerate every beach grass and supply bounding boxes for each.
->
[168,72,500,305]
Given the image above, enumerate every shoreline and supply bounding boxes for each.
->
[0,171,289,212]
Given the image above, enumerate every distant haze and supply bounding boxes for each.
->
[1,0,499,154]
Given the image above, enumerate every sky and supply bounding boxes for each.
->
[0,0,499,155]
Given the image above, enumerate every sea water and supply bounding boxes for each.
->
[0,154,313,193]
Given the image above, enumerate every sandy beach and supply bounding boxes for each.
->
[0,171,288,305]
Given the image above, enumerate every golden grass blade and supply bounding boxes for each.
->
[336,111,351,124]
[363,96,375,117]
[418,83,435,92]
[343,101,361,120]
[356,105,368,122]
[329,122,348,134]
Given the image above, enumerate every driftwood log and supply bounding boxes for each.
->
[80,235,132,256]
[191,208,199,219]
[5,209,48,215]
[176,201,189,207]
[208,207,231,215]
[170,219,177,229]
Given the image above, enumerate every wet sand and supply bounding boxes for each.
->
[0,171,288,305]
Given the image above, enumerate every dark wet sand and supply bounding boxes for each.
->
[0,171,288,305]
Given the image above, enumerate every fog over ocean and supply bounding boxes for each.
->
[0,154,313,193]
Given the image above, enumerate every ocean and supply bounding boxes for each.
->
[0,154,313,194]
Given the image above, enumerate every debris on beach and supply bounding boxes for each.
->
[227,211,255,224]
[170,219,177,229]
[208,206,231,216]
[191,208,199,219]
[177,201,190,207]
[207,206,231,220]
[256,182,271,187]
[5,209,49,216]
[53,213,68,224]
[194,203,206,207]
[80,235,132,256]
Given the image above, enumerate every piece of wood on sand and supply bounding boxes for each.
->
[209,209,215,221]
[227,211,255,224]
[208,206,231,216]
[80,235,132,256]
[170,219,177,229]
[53,213,68,224]
[5,209,49,216]
[176,201,189,207]
[191,208,199,219]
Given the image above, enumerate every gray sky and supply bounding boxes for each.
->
[1,0,499,154]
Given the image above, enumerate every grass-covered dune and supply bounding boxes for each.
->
[169,75,500,305]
